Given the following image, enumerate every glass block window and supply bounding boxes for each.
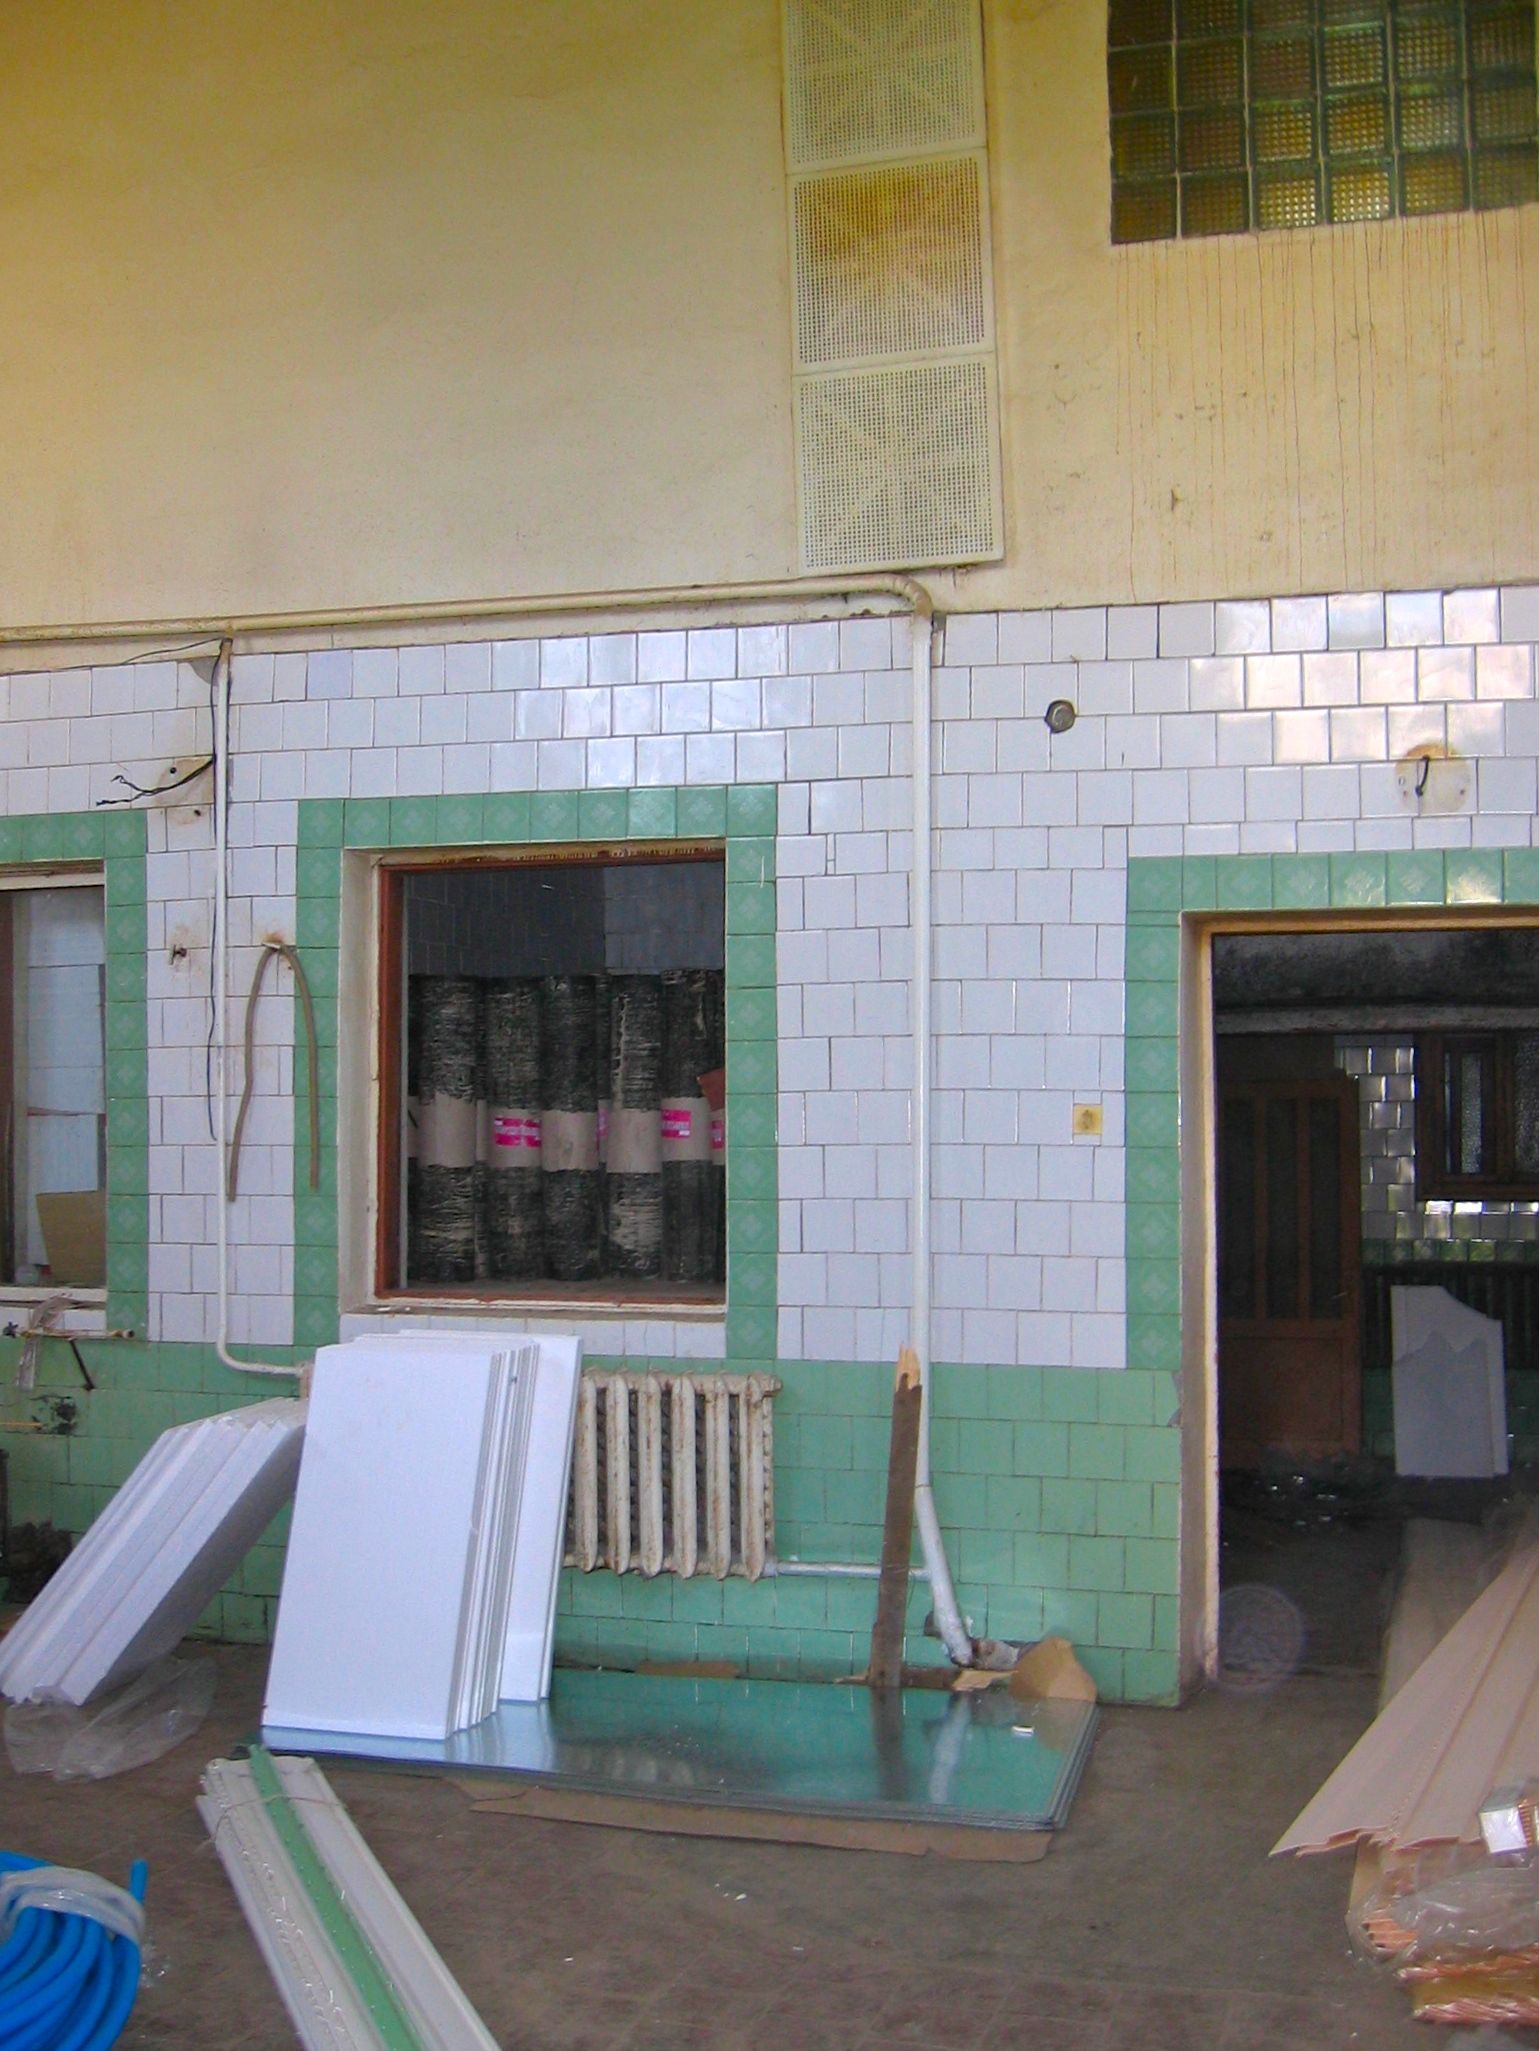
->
[1109,0,1539,242]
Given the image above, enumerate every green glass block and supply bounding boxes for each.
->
[1326,91,1389,155]
[1110,0,1174,47]
[1178,0,1241,30]
[1471,3,1538,74]
[1113,179,1179,240]
[1475,142,1539,204]
[1180,102,1247,168]
[1328,160,1394,217]
[1402,149,1468,210]
[1178,38,1244,105]
[1475,80,1538,143]
[1251,0,1311,24]
[1182,171,1250,231]
[1396,12,1462,81]
[1110,45,1175,113]
[1256,166,1321,225]
[1399,86,1467,150]
[1251,33,1314,98]
[1114,112,1177,177]
[1323,22,1385,89]
[1254,100,1316,159]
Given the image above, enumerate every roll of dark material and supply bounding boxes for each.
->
[480,978,545,1279]
[541,974,602,1281]
[605,975,663,1277]
[705,969,726,1284]
[593,971,612,1266]
[661,969,719,1284]
[405,974,423,1283]
[413,975,481,1283]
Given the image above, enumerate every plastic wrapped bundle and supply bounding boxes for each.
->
[540,975,602,1282]
[405,975,423,1282]
[593,972,612,1264]
[705,971,726,1283]
[479,979,545,1279]
[661,970,719,1284]
[412,976,480,1282]
[605,975,663,1277]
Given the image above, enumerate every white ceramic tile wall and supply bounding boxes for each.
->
[4,586,1539,1361]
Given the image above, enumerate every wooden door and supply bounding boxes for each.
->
[1218,1075,1361,1467]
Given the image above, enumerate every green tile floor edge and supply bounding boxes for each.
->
[0,809,150,1330]
[1125,848,1539,1672]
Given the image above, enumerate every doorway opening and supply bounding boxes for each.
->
[1202,918,1539,1687]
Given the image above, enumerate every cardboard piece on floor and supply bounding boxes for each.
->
[1009,1636,1097,1704]
[1276,1528,1539,1856]
[451,1776,1051,1862]
[1391,1286,1508,1479]
[37,1189,105,1288]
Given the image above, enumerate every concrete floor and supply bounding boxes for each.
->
[6,1642,1530,2050]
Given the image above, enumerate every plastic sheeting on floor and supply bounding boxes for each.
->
[266,1668,1099,1835]
[263,1333,580,1743]
[0,1398,306,1707]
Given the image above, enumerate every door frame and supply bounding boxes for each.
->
[1181,905,1539,1691]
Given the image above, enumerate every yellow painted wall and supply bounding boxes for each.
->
[1,0,1535,634]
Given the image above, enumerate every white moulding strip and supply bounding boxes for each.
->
[199,1751,500,2051]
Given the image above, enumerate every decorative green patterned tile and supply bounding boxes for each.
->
[1179,856,1218,909]
[295,845,341,900]
[298,896,340,948]
[1386,850,1446,905]
[106,1097,149,1147]
[727,935,776,988]
[625,788,677,839]
[105,954,146,1004]
[727,784,778,836]
[297,799,345,847]
[389,796,438,846]
[1215,856,1272,909]
[1127,858,1183,914]
[1125,1313,1181,1374]
[530,791,580,841]
[1446,850,1503,905]
[1124,1037,1177,1093]
[728,1045,777,1100]
[344,797,392,847]
[58,812,106,859]
[293,1297,341,1350]
[1125,981,1177,1037]
[102,810,147,858]
[578,790,628,840]
[726,1199,777,1257]
[0,820,23,864]
[725,1306,776,1361]
[1328,852,1387,908]
[1272,854,1331,909]
[476,792,529,842]
[293,1189,339,1249]
[1125,1146,1179,1207]
[729,1251,776,1307]
[1126,1258,1180,1316]
[1125,1090,1177,1151]
[726,883,775,936]
[294,1243,338,1297]
[105,1192,149,1248]
[1123,923,1179,982]
[728,1146,777,1202]
[677,786,727,838]
[105,1148,148,1195]
[22,816,77,862]
[1126,1203,1178,1260]
[727,835,774,886]
[105,904,147,955]
[437,794,485,844]
[729,1092,776,1148]
[728,986,777,1045]
[104,1000,147,1052]
[1505,849,1539,902]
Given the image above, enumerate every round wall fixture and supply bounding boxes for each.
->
[1044,699,1077,734]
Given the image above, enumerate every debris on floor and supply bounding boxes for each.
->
[1275,1511,1539,2025]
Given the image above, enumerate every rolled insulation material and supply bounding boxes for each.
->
[661,969,717,1284]
[541,974,602,1282]
[605,975,663,1277]
[706,970,726,1284]
[480,978,545,1279]
[405,973,422,1283]
[413,975,481,1283]
[593,971,612,1263]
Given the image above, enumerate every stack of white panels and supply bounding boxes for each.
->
[264,1333,580,1743]
[0,1398,306,1706]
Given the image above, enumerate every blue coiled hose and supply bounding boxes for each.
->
[0,1851,147,2051]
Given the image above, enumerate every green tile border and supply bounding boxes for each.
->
[292,787,777,1358]
[2,810,148,1328]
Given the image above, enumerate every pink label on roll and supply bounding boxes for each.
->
[661,1107,692,1142]
[710,1116,725,1153]
[597,1106,610,1144]
[492,1115,542,1149]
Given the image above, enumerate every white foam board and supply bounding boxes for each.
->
[1391,1285,1508,1479]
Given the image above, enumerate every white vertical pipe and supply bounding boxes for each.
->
[212,639,301,1381]
[909,605,974,1667]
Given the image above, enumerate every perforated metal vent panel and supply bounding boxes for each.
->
[795,359,1002,572]
[784,0,986,169]
[792,154,991,368]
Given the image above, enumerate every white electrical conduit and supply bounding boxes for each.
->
[194,582,973,1661]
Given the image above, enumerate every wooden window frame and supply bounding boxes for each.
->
[1415,1028,1539,1201]
[373,840,727,1308]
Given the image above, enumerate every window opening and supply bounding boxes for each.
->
[380,851,727,1303]
[1417,1028,1539,1198]
[1109,0,1539,244]
[0,878,107,1290]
